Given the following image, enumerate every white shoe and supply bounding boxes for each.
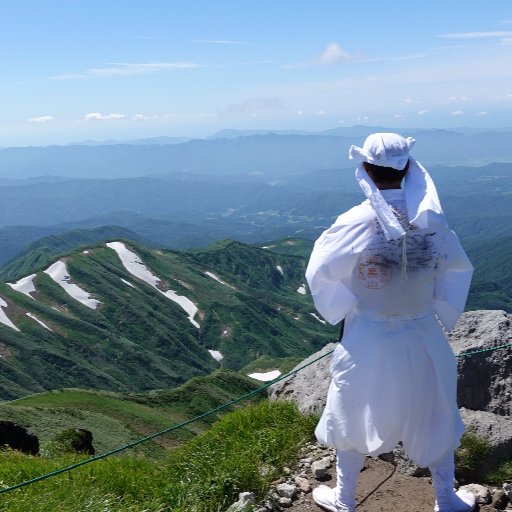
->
[434,489,476,512]
[312,485,354,512]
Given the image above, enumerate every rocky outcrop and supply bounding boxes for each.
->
[268,342,335,415]
[0,420,39,454]
[451,310,512,415]
[269,310,512,479]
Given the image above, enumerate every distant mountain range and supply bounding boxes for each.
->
[1,128,512,180]
[0,239,335,399]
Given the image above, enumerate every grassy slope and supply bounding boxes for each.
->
[0,400,317,512]
[0,370,261,456]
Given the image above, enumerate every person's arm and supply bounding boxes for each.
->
[433,229,473,332]
[306,208,371,325]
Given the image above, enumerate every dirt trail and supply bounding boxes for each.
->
[288,457,497,512]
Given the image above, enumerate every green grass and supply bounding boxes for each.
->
[0,400,317,512]
[486,460,512,485]
[0,370,262,456]
[455,431,491,481]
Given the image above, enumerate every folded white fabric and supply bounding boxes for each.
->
[349,132,415,170]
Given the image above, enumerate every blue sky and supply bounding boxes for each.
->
[1,0,511,145]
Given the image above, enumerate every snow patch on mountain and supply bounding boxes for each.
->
[26,312,52,331]
[204,271,235,289]
[107,241,199,328]
[276,265,283,275]
[44,261,101,310]
[310,313,326,324]
[120,278,136,288]
[0,298,20,331]
[248,370,281,382]
[297,284,306,295]
[7,274,37,299]
[208,349,224,361]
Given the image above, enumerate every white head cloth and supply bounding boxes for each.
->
[349,133,446,240]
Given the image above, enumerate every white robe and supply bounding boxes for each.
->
[305,189,473,468]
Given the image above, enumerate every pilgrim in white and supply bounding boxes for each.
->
[306,133,475,512]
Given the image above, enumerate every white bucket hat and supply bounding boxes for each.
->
[349,132,414,170]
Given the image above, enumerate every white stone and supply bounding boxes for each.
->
[276,483,298,500]
[459,484,491,505]
[312,456,332,479]
[226,491,256,512]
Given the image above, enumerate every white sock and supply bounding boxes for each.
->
[430,452,474,512]
[335,450,365,510]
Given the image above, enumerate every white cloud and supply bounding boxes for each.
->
[51,62,201,80]
[393,114,405,120]
[450,110,464,116]
[417,110,429,115]
[297,110,304,116]
[476,111,487,116]
[28,115,55,123]
[317,42,356,65]
[316,110,326,116]
[438,31,512,39]
[88,62,201,77]
[132,114,149,121]
[502,38,512,45]
[84,113,125,121]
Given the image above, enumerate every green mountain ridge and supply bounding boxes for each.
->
[0,238,335,400]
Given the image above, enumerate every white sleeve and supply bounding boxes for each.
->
[434,229,473,332]
[306,211,371,325]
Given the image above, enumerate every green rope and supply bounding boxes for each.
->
[1,338,511,496]
[455,340,512,358]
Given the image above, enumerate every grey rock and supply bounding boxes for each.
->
[276,483,298,500]
[491,489,508,509]
[226,492,256,512]
[295,476,311,493]
[503,482,512,501]
[379,444,429,477]
[451,310,512,415]
[278,497,293,507]
[459,408,512,476]
[312,456,332,479]
[268,342,336,414]
[458,484,491,505]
